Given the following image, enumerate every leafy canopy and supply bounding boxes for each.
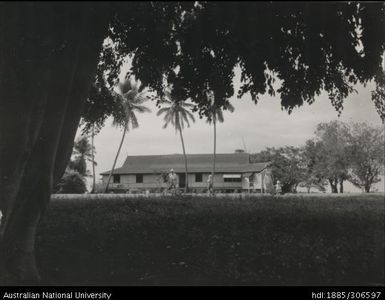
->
[82,2,385,132]
[347,122,384,191]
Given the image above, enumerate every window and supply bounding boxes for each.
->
[223,174,242,182]
[113,174,120,184]
[136,174,143,183]
[195,173,203,182]
[224,177,241,183]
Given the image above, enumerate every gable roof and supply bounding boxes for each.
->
[100,153,269,175]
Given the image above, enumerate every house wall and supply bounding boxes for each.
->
[253,171,265,189]
[190,173,243,190]
[102,174,168,190]
[102,172,252,191]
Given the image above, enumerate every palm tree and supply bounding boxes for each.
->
[157,91,195,193]
[206,91,235,192]
[104,79,151,193]
[90,123,97,193]
[72,135,93,177]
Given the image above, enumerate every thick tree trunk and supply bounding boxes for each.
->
[363,175,374,193]
[179,128,189,193]
[329,178,338,193]
[334,179,339,193]
[104,124,128,193]
[0,3,110,284]
[339,180,344,193]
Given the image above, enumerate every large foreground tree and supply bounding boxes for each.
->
[0,3,112,284]
[0,2,384,284]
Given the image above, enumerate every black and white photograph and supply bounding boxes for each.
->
[0,1,384,294]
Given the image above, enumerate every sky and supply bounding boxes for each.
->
[76,63,384,188]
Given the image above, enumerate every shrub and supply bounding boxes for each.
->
[56,170,87,194]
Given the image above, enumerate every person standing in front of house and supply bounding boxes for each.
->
[207,174,214,195]
[168,169,177,194]
[244,176,250,194]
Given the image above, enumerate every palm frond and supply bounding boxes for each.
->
[179,113,186,129]
[173,113,179,130]
[163,110,173,121]
[180,110,190,128]
[165,90,173,100]
[123,90,137,101]
[157,90,196,133]
[134,105,151,113]
[216,109,224,123]
[133,93,149,104]
[181,102,196,109]
[159,98,172,105]
[112,78,151,131]
[185,110,196,123]
[225,103,235,113]
[157,107,170,116]
[130,112,139,129]
[163,112,173,127]
[117,80,132,95]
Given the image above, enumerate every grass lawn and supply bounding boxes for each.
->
[36,194,384,286]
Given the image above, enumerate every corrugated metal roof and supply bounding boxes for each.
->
[101,153,269,175]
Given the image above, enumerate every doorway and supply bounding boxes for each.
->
[178,173,186,188]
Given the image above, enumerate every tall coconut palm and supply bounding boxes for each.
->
[72,135,93,177]
[104,79,151,193]
[206,91,235,192]
[90,123,97,193]
[157,91,195,193]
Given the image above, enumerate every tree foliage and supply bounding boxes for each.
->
[56,170,87,194]
[251,147,306,193]
[312,121,351,193]
[55,136,93,194]
[347,123,385,192]
[92,2,385,123]
[71,136,94,177]
[301,140,328,192]
[1,2,385,283]
[251,121,383,194]
[81,78,118,135]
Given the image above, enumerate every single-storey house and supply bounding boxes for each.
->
[100,153,271,193]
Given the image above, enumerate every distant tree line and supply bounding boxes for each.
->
[250,121,384,193]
